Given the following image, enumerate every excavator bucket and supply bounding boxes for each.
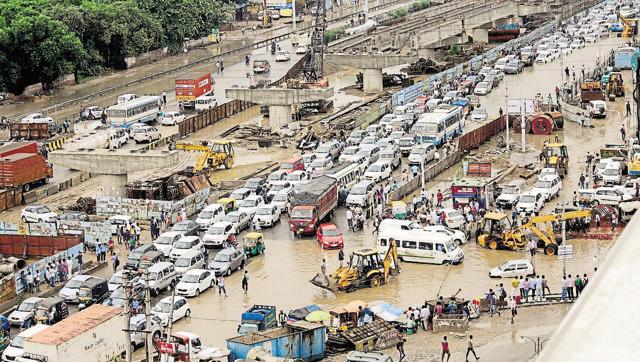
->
[310,273,335,292]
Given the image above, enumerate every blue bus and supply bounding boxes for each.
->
[412,105,464,146]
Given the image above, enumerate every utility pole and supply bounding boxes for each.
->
[263,0,270,28]
[562,202,566,277]
[167,288,176,338]
[144,269,153,362]
[520,97,526,153]
[292,0,297,31]
[123,272,132,362]
[505,80,510,151]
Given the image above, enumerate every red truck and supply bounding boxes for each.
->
[175,73,213,109]
[0,142,39,158]
[0,153,52,191]
[289,175,338,236]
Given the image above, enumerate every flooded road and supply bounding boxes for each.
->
[162,37,628,348]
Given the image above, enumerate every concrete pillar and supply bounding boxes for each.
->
[472,28,489,44]
[103,174,128,197]
[268,105,292,129]
[363,68,383,94]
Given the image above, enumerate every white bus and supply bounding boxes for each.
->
[106,95,161,128]
[377,228,463,264]
[413,105,464,146]
[325,162,362,189]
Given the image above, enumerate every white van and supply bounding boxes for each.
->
[147,262,178,296]
[195,95,217,112]
[195,203,225,230]
[377,228,463,265]
[108,128,129,149]
[2,324,49,361]
[494,57,509,71]
[589,100,607,118]
[602,162,622,185]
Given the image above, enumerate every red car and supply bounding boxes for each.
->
[317,223,344,249]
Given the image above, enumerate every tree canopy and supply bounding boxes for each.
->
[0,0,233,94]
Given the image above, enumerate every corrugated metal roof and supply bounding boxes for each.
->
[28,305,123,345]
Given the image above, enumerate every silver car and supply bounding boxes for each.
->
[208,248,246,276]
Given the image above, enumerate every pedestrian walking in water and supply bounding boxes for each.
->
[217,275,227,296]
[397,338,406,361]
[338,248,344,267]
[162,91,167,105]
[510,297,518,323]
[441,336,451,362]
[466,335,480,361]
[564,66,569,78]
[621,125,626,142]
[241,271,249,293]
[626,100,631,116]
[567,274,575,300]
[321,258,326,275]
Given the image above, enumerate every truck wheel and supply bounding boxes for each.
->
[544,244,558,256]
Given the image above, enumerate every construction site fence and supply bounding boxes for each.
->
[458,116,507,151]
[0,234,81,258]
[178,53,309,138]
[14,242,84,295]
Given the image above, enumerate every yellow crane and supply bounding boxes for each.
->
[478,209,592,255]
[174,139,235,174]
[619,13,639,38]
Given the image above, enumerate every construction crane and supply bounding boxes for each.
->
[619,13,639,38]
[174,140,235,175]
[303,0,327,82]
[478,210,592,255]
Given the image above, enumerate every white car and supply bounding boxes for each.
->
[253,204,282,227]
[364,161,392,182]
[132,125,161,143]
[442,90,463,103]
[195,203,225,230]
[175,269,216,297]
[152,296,191,326]
[59,275,96,303]
[584,33,599,42]
[203,222,235,248]
[267,170,288,185]
[169,236,205,262]
[270,189,293,214]
[153,231,183,257]
[308,158,334,176]
[21,205,57,223]
[338,146,362,163]
[237,195,265,218]
[21,113,53,124]
[593,187,632,206]
[538,167,559,180]
[230,187,254,201]
[531,175,562,201]
[496,180,525,209]
[174,250,207,275]
[423,225,466,246]
[588,100,607,118]
[473,81,492,95]
[295,45,308,54]
[408,143,436,166]
[438,208,465,229]
[8,297,42,326]
[160,111,185,126]
[489,259,535,278]
[222,211,252,234]
[515,191,545,215]
[471,108,488,121]
[275,51,291,62]
[266,181,294,201]
[108,270,141,292]
[535,51,555,63]
[285,170,310,186]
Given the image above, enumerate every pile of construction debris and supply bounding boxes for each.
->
[125,172,212,201]
[62,197,96,214]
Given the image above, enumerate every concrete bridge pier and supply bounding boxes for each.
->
[104,174,128,197]
[325,54,418,94]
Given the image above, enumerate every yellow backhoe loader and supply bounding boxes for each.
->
[478,210,592,255]
[174,139,234,175]
[310,241,400,293]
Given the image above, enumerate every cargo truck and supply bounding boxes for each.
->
[18,305,126,362]
[0,153,52,191]
[175,73,213,109]
[0,142,39,158]
[238,305,277,335]
[289,175,338,236]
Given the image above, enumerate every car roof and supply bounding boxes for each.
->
[158,231,182,238]
[320,223,338,229]
[179,235,200,241]
[505,259,532,264]
[203,203,222,211]
[218,248,238,255]
[176,249,202,258]
[211,221,233,227]
[159,296,185,303]
[147,262,174,271]
[353,180,375,187]
[184,269,208,276]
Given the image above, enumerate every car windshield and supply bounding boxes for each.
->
[223,214,237,223]
[520,195,536,203]
[174,258,192,267]
[172,223,189,231]
[174,241,193,249]
[181,274,200,283]
[207,227,225,235]
[65,279,85,289]
[239,199,255,208]
[129,250,143,260]
[214,253,231,262]
[502,186,517,195]
[273,194,288,202]
[34,206,51,214]
[271,184,286,192]
[368,164,383,172]
[361,138,376,144]
[424,124,439,133]
[350,186,367,195]
[317,145,332,153]
[198,211,213,219]
[286,173,300,181]
[411,147,426,155]
[155,235,173,245]
[310,160,325,168]
[245,180,261,188]
[391,132,403,139]
[268,173,282,181]
[291,208,313,219]
[604,168,619,175]
[500,262,514,270]
[399,139,414,146]
[323,228,341,237]
[10,335,26,348]
[17,301,37,312]
[380,153,393,159]
[109,275,123,285]
[256,208,271,215]
[535,181,552,188]
[343,148,358,155]
[445,240,457,252]
[154,302,172,313]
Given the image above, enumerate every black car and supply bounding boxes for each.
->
[171,221,199,236]
[125,244,158,271]
[35,297,69,325]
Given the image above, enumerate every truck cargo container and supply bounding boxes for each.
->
[19,305,126,362]
[175,73,213,109]
[238,305,276,335]
[0,153,52,191]
[0,142,39,158]
[289,175,338,235]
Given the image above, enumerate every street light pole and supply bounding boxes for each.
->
[520,97,526,153]
[505,79,510,151]
[420,159,425,191]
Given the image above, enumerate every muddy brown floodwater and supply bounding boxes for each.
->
[165,35,628,348]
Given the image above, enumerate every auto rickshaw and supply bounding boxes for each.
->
[218,198,237,214]
[78,278,110,310]
[35,297,69,325]
[243,232,265,257]
[391,201,407,219]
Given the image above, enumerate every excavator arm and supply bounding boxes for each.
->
[383,240,400,283]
